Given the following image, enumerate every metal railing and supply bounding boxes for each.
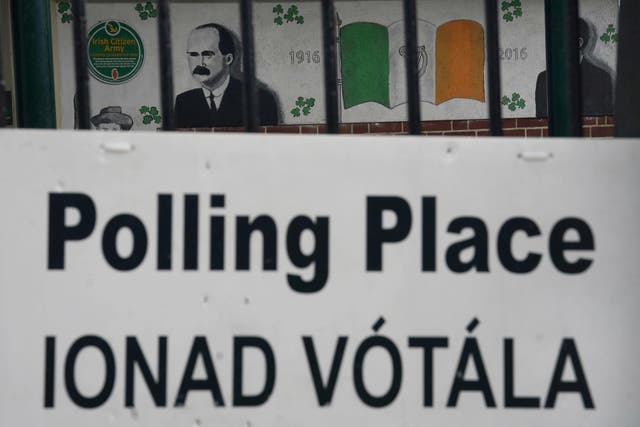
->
[1,0,638,136]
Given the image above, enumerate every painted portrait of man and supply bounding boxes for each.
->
[535,18,613,118]
[175,23,279,128]
[90,106,133,131]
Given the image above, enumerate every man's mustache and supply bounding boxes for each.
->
[193,65,210,76]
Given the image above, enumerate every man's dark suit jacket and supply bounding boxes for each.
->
[175,77,279,128]
[535,60,613,118]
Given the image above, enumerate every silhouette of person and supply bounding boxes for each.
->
[535,18,613,117]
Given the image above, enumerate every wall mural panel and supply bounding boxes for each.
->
[52,0,619,130]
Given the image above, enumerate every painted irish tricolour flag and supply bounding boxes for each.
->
[339,19,485,109]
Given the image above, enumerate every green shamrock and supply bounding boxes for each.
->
[135,3,144,12]
[57,1,73,24]
[290,97,316,118]
[145,2,154,11]
[140,12,149,20]
[139,105,162,125]
[501,1,524,22]
[600,24,618,44]
[274,4,304,26]
[502,92,526,111]
[58,2,70,13]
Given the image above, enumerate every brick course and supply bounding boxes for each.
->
[179,116,615,138]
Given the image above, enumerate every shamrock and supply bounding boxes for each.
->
[135,3,144,12]
[58,2,70,13]
[284,12,294,22]
[273,4,284,14]
[296,97,306,107]
[150,9,158,17]
[600,33,610,43]
[502,93,526,111]
[145,2,154,11]
[503,12,513,22]
[287,5,299,15]
[302,106,311,115]
[62,13,73,23]
[142,115,153,124]
[140,12,149,20]
[307,98,315,107]
[150,107,159,116]
[513,7,523,17]
[607,24,615,33]
[295,16,304,24]
[612,33,619,42]
[512,0,521,7]
[154,116,162,124]
[140,106,150,114]
[291,108,301,117]
[274,16,283,25]
[501,1,511,11]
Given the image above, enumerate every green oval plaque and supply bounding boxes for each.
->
[87,20,145,85]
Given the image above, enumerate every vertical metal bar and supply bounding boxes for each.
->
[0,29,6,127]
[544,0,581,136]
[615,0,640,137]
[403,0,421,135]
[485,0,503,136]
[158,0,175,131]
[72,0,91,130]
[240,0,258,132]
[321,0,339,134]
[11,0,56,128]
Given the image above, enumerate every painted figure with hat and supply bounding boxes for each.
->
[90,106,134,131]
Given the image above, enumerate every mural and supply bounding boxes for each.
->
[340,20,485,109]
[175,23,279,128]
[535,18,614,117]
[51,0,619,129]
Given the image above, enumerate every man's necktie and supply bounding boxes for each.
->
[208,91,217,113]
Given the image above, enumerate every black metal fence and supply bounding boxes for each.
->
[0,0,637,135]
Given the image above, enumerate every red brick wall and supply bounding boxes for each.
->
[185,116,615,137]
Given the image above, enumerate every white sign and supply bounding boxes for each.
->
[0,130,638,426]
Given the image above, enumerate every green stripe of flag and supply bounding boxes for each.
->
[340,23,390,109]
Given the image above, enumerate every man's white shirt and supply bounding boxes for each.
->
[202,74,230,110]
